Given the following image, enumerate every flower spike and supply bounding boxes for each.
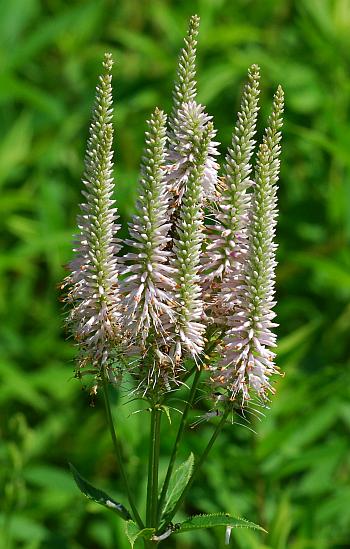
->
[166,101,219,207]
[214,85,284,402]
[171,118,215,362]
[120,108,176,347]
[167,16,219,212]
[170,14,200,123]
[203,65,260,288]
[63,53,121,370]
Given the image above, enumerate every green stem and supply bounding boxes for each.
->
[157,329,225,519]
[157,366,201,518]
[161,407,230,530]
[146,408,155,526]
[102,371,144,529]
[152,409,161,527]
[146,405,162,527]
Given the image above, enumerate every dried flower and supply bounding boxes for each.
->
[214,86,284,402]
[120,108,176,347]
[63,53,121,370]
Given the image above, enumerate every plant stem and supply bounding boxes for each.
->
[152,408,161,527]
[146,405,162,528]
[157,329,225,519]
[101,371,144,529]
[157,366,201,518]
[143,541,158,548]
[146,408,155,526]
[161,406,230,529]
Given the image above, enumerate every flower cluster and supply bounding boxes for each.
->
[170,14,200,123]
[212,86,284,402]
[171,118,215,363]
[202,64,260,291]
[63,53,121,371]
[63,17,284,404]
[165,101,219,207]
[120,108,175,348]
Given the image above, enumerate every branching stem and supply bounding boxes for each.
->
[158,329,225,521]
[160,406,230,530]
[157,366,201,518]
[102,371,144,529]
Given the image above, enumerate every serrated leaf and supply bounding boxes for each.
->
[125,521,155,548]
[69,463,131,521]
[161,452,194,519]
[173,513,267,534]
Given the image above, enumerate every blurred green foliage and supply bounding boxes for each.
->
[1,0,350,547]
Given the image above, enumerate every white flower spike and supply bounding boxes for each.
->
[202,65,260,295]
[171,117,215,362]
[63,53,121,370]
[121,108,176,348]
[166,101,220,207]
[214,85,284,402]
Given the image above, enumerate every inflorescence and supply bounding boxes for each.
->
[63,16,284,406]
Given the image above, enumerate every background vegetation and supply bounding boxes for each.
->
[1,0,350,547]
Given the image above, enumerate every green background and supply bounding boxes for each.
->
[1,0,350,547]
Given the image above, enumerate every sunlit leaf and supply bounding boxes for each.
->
[161,453,194,519]
[173,513,266,534]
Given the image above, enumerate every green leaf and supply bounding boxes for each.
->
[160,405,172,424]
[161,452,194,519]
[69,463,131,521]
[173,513,267,534]
[125,521,155,548]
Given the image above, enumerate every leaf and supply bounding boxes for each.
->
[125,521,155,548]
[161,453,194,519]
[160,405,172,425]
[173,513,267,534]
[69,463,131,520]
